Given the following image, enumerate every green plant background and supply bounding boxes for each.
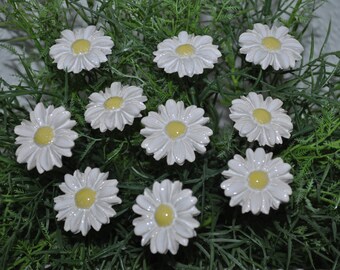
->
[0,0,339,269]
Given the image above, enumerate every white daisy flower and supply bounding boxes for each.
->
[54,167,122,236]
[132,179,200,254]
[239,23,304,70]
[153,31,222,77]
[140,99,213,165]
[14,103,78,174]
[84,82,147,132]
[229,92,293,147]
[221,148,293,215]
[49,25,114,73]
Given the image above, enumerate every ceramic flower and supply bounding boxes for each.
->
[221,148,293,215]
[132,179,200,254]
[54,167,122,236]
[229,92,293,147]
[140,99,213,165]
[239,23,303,70]
[153,31,222,77]
[49,25,114,73]
[14,103,78,174]
[85,82,147,132]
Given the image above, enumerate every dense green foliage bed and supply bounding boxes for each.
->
[0,0,339,269]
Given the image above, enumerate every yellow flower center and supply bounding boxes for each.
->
[34,126,54,145]
[165,121,187,139]
[248,170,269,190]
[175,44,195,56]
[104,96,124,110]
[253,108,272,124]
[262,36,281,51]
[75,188,96,209]
[71,39,91,55]
[154,204,174,227]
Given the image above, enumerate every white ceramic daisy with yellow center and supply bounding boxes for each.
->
[239,23,304,70]
[221,148,293,214]
[85,82,147,132]
[229,92,293,147]
[132,179,200,254]
[153,31,222,77]
[140,99,213,165]
[49,25,114,73]
[14,103,78,174]
[54,167,122,236]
